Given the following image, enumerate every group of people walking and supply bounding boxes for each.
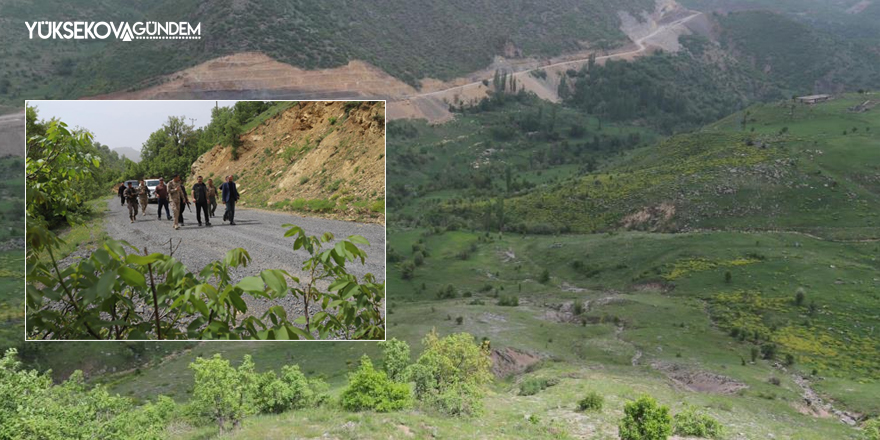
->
[117,175,239,230]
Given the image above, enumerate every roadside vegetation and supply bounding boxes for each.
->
[25,114,384,340]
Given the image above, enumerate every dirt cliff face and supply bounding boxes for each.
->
[191,101,385,224]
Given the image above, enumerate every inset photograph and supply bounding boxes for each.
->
[25,100,385,340]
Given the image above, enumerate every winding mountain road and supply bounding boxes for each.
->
[412,11,703,100]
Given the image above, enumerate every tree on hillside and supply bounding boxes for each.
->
[407,332,492,416]
[225,117,242,160]
[189,354,258,433]
[379,338,411,382]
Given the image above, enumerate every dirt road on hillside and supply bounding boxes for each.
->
[0,112,25,157]
[102,198,385,334]
[414,12,702,101]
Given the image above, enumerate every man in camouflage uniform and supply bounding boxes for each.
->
[167,174,187,230]
[206,178,218,217]
[123,181,138,223]
[137,179,149,216]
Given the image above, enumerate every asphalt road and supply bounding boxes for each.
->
[103,197,385,331]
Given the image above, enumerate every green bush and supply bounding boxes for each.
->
[407,332,492,416]
[379,338,411,383]
[577,391,604,411]
[519,377,559,396]
[189,354,257,432]
[497,295,519,307]
[340,356,412,412]
[619,395,673,440]
[673,405,723,439]
[254,365,324,414]
[863,418,880,440]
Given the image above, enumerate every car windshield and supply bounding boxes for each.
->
[146,180,160,187]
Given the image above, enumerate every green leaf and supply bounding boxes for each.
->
[236,276,265,292]
[92,249,111,266]
[125,253,164,265]
[348,235,369,245]
[190,297,210,316]
[229,291,248,312]
[288,326,313,340]
[328,278,350,292]
[95,271,116,294]
[117,266,146,289]
[261,270,288,295]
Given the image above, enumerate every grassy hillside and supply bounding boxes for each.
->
[0,0,654,110]
[425,94,880,239]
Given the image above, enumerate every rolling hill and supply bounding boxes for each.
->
[113,146,141,163]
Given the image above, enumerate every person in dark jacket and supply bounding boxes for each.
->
[155,178,171,220]
[191,175,211,227]
[219,175,239,225]
[117,183,126,206]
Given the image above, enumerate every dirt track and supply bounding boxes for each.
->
[0,112,25,157]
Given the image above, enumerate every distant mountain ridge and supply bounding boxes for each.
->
[113,146,140,163]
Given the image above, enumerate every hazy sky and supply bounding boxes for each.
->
[27,100,240,151]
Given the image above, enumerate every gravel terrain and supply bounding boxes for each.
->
[102,198,385,334]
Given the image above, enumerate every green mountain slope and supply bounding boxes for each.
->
[717,11,880,94]
[423,94,880,240]
[0,0,653,110]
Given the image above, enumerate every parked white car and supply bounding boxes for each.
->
[145,178,161,202]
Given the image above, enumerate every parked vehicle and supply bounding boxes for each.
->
[145,178,161,202]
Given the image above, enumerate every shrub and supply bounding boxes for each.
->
[379,338,411,383]
[340,356,412,412]
[673,405,723,439]
[539,268,551,284]
[577,391,604,411]
[407,332,492,416]
[497,295,519,307]
[253,365,323,414]
[436,284,457,299]
[400,261,416,280]
[619,395,672,440]
[189,354,257,432]
[519,377,559,396]
[760,343,777,360]
[862,418,880,440]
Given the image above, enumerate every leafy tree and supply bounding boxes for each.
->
[340,356,412,412]
[225,117,242,160]
[673,405,723,439]
[407,332,492,416]
[619,395,673,440]
[189,354,257,432]
[254,365,324,414]
[26,108,100,227]
[0,348,174,439]
[379,338,411,383]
